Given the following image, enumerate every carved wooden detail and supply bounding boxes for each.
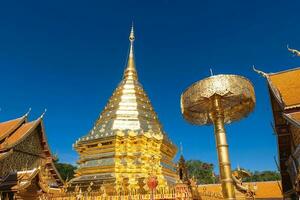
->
[0,129,44,177]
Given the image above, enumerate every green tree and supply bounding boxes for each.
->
[186,160,217,184]
[186,160,280,185]
[243,170,280,182]
[54,161,77,181]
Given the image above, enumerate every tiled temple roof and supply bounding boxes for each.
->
[0,120,39,150]
[254,67,300,109]
[268,68,300,109]
[0,111,63,187]
[283,111,300,127]
[254,66,300,194]
[0,115,27,141]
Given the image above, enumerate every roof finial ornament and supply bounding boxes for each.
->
[210,68,214,76]
[287,44,300,57]
[180,142,183,155]
[253,65,268,78]
[25,107,32,117]
[40,109,47,119]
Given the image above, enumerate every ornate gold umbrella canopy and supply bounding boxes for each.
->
[181,74,255,125]
[181,74,255,200]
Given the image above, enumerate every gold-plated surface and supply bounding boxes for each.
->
[181,74,255,125]
[232,167,256,197]
[72,26,178,193]
[211,95,236,199]
[77,25,165,139]
[181,74,256,200]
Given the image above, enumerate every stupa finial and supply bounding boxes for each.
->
[128,23,135,59]
[180,142,183,155]
[129,22,135,43]
[124,23,138,80]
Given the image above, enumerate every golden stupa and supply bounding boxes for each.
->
[70,26,178,193]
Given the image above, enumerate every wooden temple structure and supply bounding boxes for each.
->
[255,66,300,198]
[0,111,63,199]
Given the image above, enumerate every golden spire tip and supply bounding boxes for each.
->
[123,23,137,79]
[129,23,135,42]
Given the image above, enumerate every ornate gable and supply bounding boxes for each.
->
[0,112,63,196]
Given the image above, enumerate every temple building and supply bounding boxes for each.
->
[70,26,178,193]
[255,67,300,198]
[198,181,282,199]
[0,111,63,199]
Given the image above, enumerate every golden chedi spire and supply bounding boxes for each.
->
[77,25,166,143]
[72,26,178,192]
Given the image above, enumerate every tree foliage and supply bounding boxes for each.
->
[186,160,280,184]
[242,170,280,182]
[54,161,77,181]
[186,160,217,184]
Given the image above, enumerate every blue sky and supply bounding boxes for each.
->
[0,0,300,172]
